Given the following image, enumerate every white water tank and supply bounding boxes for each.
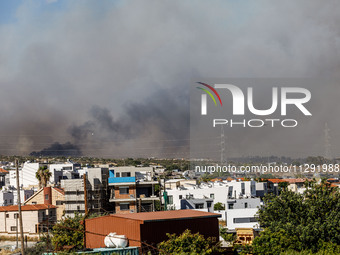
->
[104,232,128,248]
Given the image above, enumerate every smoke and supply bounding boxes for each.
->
[68,86,189,157]
[0,0,339,158]
[30,142,82,157]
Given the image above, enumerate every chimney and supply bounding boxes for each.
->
[43,187,52,205]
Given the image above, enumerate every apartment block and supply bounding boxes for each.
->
[108,166,160,214]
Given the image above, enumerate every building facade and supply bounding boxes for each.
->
[108,167,160,214]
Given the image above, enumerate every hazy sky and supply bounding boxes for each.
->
[0,0,339,158]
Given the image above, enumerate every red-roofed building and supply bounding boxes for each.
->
[0,204,57,236]
[24,186,65,220]
[85,210,221,249]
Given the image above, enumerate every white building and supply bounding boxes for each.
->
[0,189,34,206]
[163,180,256,210]
[9,162,40,188]
[226,198,261,230]
[49,163,75,184]
[0,190,14,206]
[0,204,57,236]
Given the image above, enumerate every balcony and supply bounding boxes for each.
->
[108,176,136,185]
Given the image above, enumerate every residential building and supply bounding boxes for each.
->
[61,168,111,217]
[0,190,14,206]
[180,198,214,212]
[61,179,86,217]
[24,186,65,221]
[49,163,76,184]
[9,162,42,188]
[255,182,268,197]
[13,189,35,205]
[0,204,57,236]
[0,168,8,188]
[108,166,160,214]
[226,198,261,230]
[163,180,256,210]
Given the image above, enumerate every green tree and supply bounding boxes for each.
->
[253,182,340,254]
[35,165,52,188]
[158,229,221,255]
[278,181,289,191]
[52,213,84,251]
[214,202,225,211]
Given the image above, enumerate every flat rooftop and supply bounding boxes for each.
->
[108,209,221,222]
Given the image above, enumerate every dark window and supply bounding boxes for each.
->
[45,194,49,200]
[195,203,204,209]
[77,205,80,210]
[56,201,63,205]
[14,213,19,219]
[179,195,182,199]
[207,201,212,208]
[119,187,129,194]
[228,203,234,209]
[242,189,245,195]
[168,195,173,204]
[245,203,248,208]
[32,202,37,205]
[9,199,12,204]
[120,203,130,211]
[122,172,131,177]
[233,217,257,223]
[210,193,215,199]
[116,173,120,177]
[11,226,17,231]
[6,214,9,218]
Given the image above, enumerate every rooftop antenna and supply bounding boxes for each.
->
[220,125,226,166]
[324,123,332,160]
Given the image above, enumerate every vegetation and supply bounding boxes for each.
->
[158,229,221,255]
[214,202,225,211]
[35,165,52,188]
[51,213,84,251]
[252,181,340,254]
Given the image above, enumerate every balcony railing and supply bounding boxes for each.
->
[108,176,136,184]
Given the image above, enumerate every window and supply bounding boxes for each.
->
[14,213,19,219]
[56,201,63,205]
[77,206,80,210]
[32,202,37,205]
[228,203,234,209]
[168,195,173,204]
[11,226,17,231]
[207,201,212,208]
[210,193,215,199]
[116,173,120,177]
[119,187,129,194]
[120,203,130,211]
[6,214,9,218]
[45,194,49,200]
[195,203,204,209]
[242,188,245,195]
[179,195,182,199]
[233,217,257,223]
[245,203,248,208]
[4,199,7,204]
[122,172,131,177]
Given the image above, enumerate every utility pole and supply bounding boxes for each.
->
[83,173,88,249]
[15,159,25,255]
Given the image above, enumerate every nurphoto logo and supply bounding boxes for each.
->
[196,82,312,128]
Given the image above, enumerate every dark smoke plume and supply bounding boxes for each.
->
[30,142,82,157]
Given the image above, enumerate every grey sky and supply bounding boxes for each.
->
[0,1,339,158]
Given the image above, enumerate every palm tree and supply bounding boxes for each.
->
[36,166,52,188]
